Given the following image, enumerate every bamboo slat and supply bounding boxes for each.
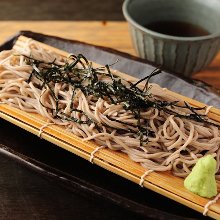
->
[0,35,220,219]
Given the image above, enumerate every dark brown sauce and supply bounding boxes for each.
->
[144,21,210,37]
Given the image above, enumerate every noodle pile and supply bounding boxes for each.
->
[0,39,220,179]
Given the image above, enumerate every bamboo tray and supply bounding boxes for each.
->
[1,35,220,219]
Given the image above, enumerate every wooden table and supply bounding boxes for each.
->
[0,21,219,220]
[0,21,219,88]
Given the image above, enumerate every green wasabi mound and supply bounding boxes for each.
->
[184,155,217,198]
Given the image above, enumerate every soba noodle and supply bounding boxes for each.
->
[89,146,105,163]
[38,122,55,138]
[0,40,219,181]
[139,169,154,187]
[203,193,220,215]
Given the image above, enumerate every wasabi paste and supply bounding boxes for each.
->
[184,155,217,198]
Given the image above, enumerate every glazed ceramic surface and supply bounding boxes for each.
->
[123,0,220,76]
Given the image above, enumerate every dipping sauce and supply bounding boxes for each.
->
[144,21,210,37]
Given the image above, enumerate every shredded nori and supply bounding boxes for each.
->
[23,54,220,146]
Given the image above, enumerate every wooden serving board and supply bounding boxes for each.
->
[1,35,220,219]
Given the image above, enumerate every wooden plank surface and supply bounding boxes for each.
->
[0,21,219,88]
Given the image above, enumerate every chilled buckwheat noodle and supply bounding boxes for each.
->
[203,192,220,215]
[0,39,220,182]
[38,122,55,138]
[89,146,105,163]
[139,169,154,187]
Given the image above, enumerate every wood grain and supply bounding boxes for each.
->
[0,21,218,88]
[0,35,219,219]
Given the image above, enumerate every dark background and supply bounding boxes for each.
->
[0,0,124,20]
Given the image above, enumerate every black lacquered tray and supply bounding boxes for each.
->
[0,31,214,220]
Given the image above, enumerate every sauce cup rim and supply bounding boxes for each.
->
[122,0,220,42]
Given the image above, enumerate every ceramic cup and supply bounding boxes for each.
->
[122,0,220,77]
